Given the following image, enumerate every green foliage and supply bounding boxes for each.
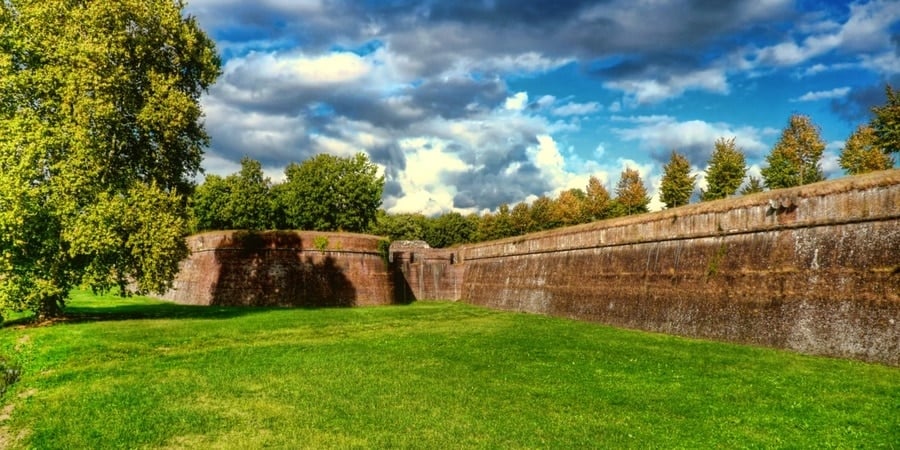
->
[277,153,384,232]
[424,212,477,248]
[839,125,894,175]
[584,176,612,221]
[368,211,428,242]
[659,150,696,208]
[528,195,555,231]
[3,291,898,448]
[0,0,220,317]
[614,167,650,215]
[870,84,900,154]
[550,188,589,226]
[313,236,329,251]
[740,176,765,195]
[477,203,515,242]
[761,114,826,189]
[702,137,747,201]
[190,157,275,232]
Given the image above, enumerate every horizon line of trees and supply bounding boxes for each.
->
[192,85,899,249]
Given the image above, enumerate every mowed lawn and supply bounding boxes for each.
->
[0,291,897,448]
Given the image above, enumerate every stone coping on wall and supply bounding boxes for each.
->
[185,230,388,255]
[459,169,900,262]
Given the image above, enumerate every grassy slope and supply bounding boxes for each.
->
[1,291,898,448]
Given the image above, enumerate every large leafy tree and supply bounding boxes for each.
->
[424,212,477,248]
[614,168,650,215]
[702,137,747,201]
[224,157,275,230]
[0,0,220,318]
[659,150,696,208]
[761,114,826,189]
[277,153,384,232]
[190,157,275,232]
[871,84,900,155]
[190,174,231,232]
[839,125,894,175]
[368,211,427,242]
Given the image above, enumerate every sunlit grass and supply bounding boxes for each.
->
[0,290,897,448]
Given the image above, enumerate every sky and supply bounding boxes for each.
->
[184,0,900,215]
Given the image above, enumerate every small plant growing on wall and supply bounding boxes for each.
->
[313,236,329,252]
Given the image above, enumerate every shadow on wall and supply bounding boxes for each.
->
[209,231,357,307]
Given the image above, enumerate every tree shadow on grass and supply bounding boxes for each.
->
[2,301,278,328]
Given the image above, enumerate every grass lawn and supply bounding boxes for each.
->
[0,291,898,448]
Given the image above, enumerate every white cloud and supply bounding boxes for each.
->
[504,92,529,111]
[551,101,600,116]
[612,115,771,161]
[536,95,557,109]
[606,68,729,104]
[753,0,900,68]
[791,87,851,102]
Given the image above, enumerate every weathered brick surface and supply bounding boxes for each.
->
[163,171,899,365]
[161,231,397,307]
[396,170,900,365]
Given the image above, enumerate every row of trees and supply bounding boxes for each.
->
[656,90,897,209]
[195,86,899,248]
[369,169,650,246]
[191,153,384,233]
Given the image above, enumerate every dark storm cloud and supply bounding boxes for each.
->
[409,77,507,119]
[831,75,900,123]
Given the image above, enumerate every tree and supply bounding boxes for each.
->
[529,196,555,232]
[277,153,384,232]
[740,176,765,195]
[509,202,534,236]
[551,188,589,226]
[584,176,612,221]
[839,125,894,175]
[761,114,825,189]
[190,157,276,232]
[0,0,220,318]
[224,157,275,230]
[190,174,231,232]
[871,84,900,154]
[368,211,427,242]
[702,137,747,201]
[659,151,696,208]
[424,212,477,248]
[477,203,514,241]
[614,168,650,215]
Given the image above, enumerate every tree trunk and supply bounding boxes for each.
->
[36,295,64,321]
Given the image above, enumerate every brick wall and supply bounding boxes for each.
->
[395,170,900,365]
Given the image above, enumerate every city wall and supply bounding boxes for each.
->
[393,170,900,365]
[163,170,899,364]
[160,231,399,307]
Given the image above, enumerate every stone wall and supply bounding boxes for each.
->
[163,171,899,365]
[393,170,900,365]
[161,231,397,307]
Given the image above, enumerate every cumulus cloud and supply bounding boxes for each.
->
[612,115,771,166]
[184,0,893,216]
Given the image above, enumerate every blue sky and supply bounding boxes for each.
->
[185,0,900,214]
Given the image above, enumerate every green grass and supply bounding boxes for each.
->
[1,291,898,448]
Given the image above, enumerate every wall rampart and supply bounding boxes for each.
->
[163,171,899,365]
[397,170,900,365]
[162,230,397,307]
